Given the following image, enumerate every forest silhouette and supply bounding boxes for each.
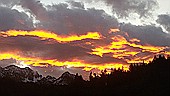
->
[0,54,170,96]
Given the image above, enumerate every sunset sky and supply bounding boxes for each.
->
[0,0,170,80]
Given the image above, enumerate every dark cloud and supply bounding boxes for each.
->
[156,14,170,33]
[20,1,118,35]
[80,54,127,64]
[83,0,158,18]
[31,65,90,80]
[20,0,48,21]
[121,24,170,46]
[0,35,126,65]
[45,3,118,35]
[0,36,90,61]
[0,7,34,31]
[0,59,16,67]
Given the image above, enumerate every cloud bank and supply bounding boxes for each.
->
[81,0,158,18]
[0,0,169,79]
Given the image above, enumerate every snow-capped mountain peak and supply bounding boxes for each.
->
[0,65,77,85]
[56,71,75,85]
[0,65,42,82]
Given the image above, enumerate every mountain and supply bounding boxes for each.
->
[38,71,76,85]
[0,65,76,85]
[56,71,75,85]
[0,66,4,77]
[0,65,42,82]
[38,75,58,85]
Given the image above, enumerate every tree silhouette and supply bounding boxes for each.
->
[87,54,169,95]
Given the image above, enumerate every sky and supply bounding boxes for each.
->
[41,0,170,14]
[0,0,170,80]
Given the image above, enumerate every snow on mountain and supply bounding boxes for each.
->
[0,66,4,77]
[0,65,42,82]
[56,71,75,85]
[0,65,76,85]
[38,71,76,85]
[38,75,57,85]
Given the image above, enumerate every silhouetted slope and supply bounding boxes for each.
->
[89,55,170,95]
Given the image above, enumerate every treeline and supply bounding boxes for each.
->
[71,54,170,95]
[84,54,170,87]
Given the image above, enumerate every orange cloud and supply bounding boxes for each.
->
[0,29,169,72]
[109,28,120,33]
[91,35,170,63]
[0,52,129,71]
[0,30,101,43]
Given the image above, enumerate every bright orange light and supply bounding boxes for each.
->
[91,35,170,63]
[1,29,170,72]
[109,28,120,33]
[0,30,101,43]
[0,52,129,71]
[129,38,140,43]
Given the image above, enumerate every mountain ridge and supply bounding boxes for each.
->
[0,65,76,85]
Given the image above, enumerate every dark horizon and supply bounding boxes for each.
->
[0,0,170,80]
[0,54,169,95]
